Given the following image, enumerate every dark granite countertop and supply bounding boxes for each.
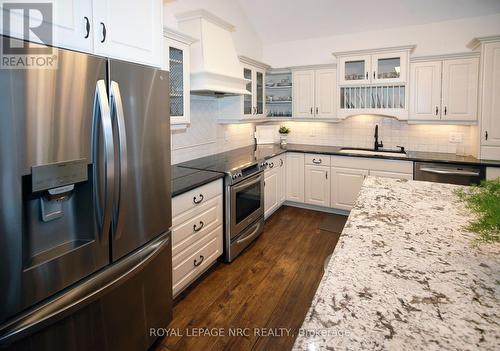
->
[171,165,223,197]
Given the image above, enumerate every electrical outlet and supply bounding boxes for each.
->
[449,133,463,143]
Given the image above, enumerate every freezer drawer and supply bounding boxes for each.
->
[0,232,172,351]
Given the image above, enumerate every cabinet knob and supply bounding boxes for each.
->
[444,106,447,115]
[193,221,204,232]
[485,131,489,140]
[310,107,313,114]
[435,106,439,115]
[312,158,322,164]
[193,255,204,267]
[316,107,319,115]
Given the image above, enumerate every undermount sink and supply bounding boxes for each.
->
[339,148,408,158]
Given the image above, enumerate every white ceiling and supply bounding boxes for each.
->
[236,0,500,44]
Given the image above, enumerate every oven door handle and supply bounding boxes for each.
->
[235,221,263,245]
[419,167,480,177]
[231,174,262,192]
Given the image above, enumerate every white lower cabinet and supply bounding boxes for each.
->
[286,153,305,202]
[264,155,286,219]
[486,167,500,180]
[305,165,330,207]
[171,179,223,296]
[330,167,368,211]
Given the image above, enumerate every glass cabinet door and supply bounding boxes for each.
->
[372,52,407,83]
[256,71,264,115]
[169,47,184,117]
[340,56,371,85]
[243,67,253,115]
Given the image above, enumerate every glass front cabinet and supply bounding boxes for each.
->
[240,56,270,119]
[163,28,197,126]
[338,50,410,85]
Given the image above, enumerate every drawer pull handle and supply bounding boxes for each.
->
[193,194,204,204]
[279,159,283,167]
[193,221,204,232]
[269,162,274,169]
[193,255,204,267]
[312,158,322,164]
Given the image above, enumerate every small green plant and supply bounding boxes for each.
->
[457,178,500,244]
[279,126,290,134]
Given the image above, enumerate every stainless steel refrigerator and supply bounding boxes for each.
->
[0,37,172,350]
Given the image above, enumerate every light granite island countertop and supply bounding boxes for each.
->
[293,177,500,351]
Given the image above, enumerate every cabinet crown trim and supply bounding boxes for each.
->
[176,10,235,32]
[290,64,337,71]
[163,26,198,45]
[410,52,479,62]
[332,44,416,57]
[238,56,271,70]
[467,35,500,50]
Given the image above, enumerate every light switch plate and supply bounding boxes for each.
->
[449,133,463,143]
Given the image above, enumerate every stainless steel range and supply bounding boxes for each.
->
[224,162,266,262]
[178,147,269,262]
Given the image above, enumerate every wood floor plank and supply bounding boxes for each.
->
[155,206,344,351]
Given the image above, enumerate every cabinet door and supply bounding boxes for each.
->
[286,153,305,203]
[278,156,286,204]
[305,165,330,207]
[441,58,479,121]
[242,66,254,116]
[369,170,413,180]
[481,41,500,149]
[1,0,93,52]
[255,69,265,117]
[331,167,368,211]
[315,68,337,118]
[409,61,442,121]
[293,70,315,117]
[166,39,190,125]
[92,0,161,67]
[338,55,371,85]
[371,52,407,84]
[264,171,279,218]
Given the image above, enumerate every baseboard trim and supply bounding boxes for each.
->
[283,201,350,216]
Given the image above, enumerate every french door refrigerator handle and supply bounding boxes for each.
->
[92,79,115,242]
[110,81,128,240]
[0,233,170,346]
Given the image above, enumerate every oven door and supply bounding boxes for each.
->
[230,172,264,239]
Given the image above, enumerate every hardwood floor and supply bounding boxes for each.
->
[154,206,345,351]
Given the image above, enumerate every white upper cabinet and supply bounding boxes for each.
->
[441,58,479,121]
[371,52,408,84]
[292,70,315,117]
[293,67,337,119]
[338,55,371,85]
[409,61,442,121]
[1,0,162,67]
[315,69,337,118]
[163,28,197,126]
[470,37,500,160]
[93,0,162,67]
[0,0,93,52]
[409,55,479,123]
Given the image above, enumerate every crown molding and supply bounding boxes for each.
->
[163,26,197,45]
[238,56,271,70]
[467,35,500,50]
[175,10,235,32]
[332,45,416,57]
[410,51,480,62]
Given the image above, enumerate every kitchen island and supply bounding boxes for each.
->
[293,177,500,351]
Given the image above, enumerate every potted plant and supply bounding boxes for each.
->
[279,126,290,146]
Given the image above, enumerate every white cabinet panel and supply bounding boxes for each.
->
[264,170,279,218]
[338,55,371,85]
[486,167,500,180]
[93,0,161,67]
[441,58,479,121]
[293,70,315,117]
[305,165,330,207]
[369,170,413,180]
[286,153,305,202]
[278,155,286,204]
[330,167,368,211]
[1,0,93,52]
[371,52,408,84]
[481,42,500,149]
[315,69,337,118]
[410,61,442,121]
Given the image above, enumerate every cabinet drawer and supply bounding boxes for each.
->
[265,156,283,175]
[331,156,412,173]
[172,179,222,218]
[305,154,331,166]
[172,197,222,256]
[173,226,222,296]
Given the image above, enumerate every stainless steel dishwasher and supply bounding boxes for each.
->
[414,162,486,185]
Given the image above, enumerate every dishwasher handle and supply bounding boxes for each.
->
[419,167,480,177]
